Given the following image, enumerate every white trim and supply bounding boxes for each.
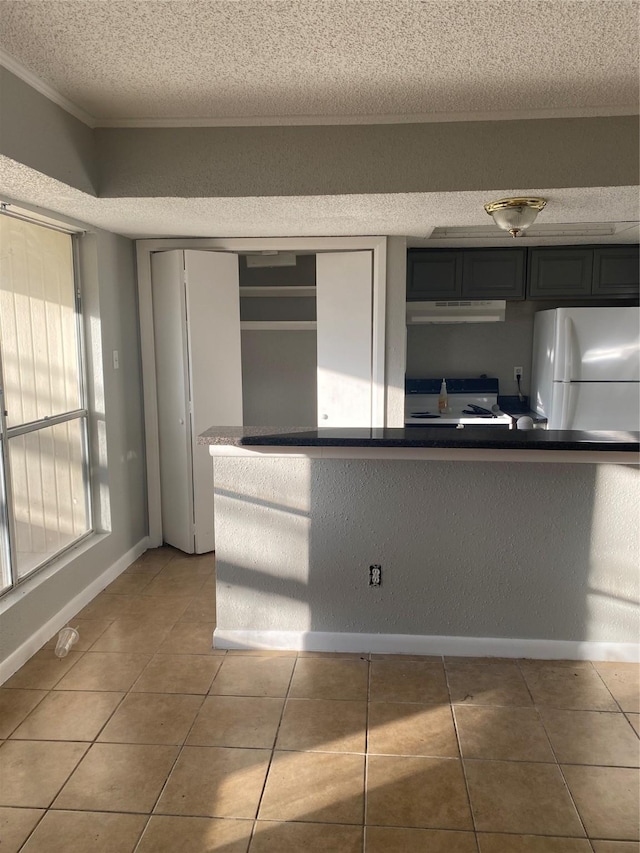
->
[137,237,388,547]
[96,106,639,128]
[0,536,148,685]
[213,628,640,663]
[207,444,639,465]
[0,49,96,128]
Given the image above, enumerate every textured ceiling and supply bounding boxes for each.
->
[1,156,638,243]
[0,0,638,124]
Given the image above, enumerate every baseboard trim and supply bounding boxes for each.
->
[0,537,149,685]
[213,629,639,662]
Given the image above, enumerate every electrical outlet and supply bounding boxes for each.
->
[369,564,382,586]
[514,366,523,381]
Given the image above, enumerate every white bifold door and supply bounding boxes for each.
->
[151,250,243,553]
[151,247,376,553]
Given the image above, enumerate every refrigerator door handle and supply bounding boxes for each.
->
[563,315,580,381]
[559,381,577,429]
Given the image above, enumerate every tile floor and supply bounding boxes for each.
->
[0,546,639,852]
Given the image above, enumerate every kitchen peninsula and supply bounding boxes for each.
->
[200,427,639,662]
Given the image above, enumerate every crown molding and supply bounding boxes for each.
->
[95,105,639,128]
[0,47,637,130]
[0,48,96,128]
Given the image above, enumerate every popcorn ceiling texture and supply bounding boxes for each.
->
[0,0,638,122]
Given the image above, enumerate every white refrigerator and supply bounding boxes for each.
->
[531,307,640,431]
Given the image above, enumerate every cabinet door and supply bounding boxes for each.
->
[592,246,640,296]
[184,251,242,554]
[407,250,462,300]
[316,251,373,427]
[462,249,525,299]
[151,250,195,554]
[528,248,593,298]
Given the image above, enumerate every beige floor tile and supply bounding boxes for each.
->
[209,655,295,697]
[464,759,585,836]
[562,764,640,841]
[187,695,284,748]
[42,619,113,652]
[10,690,123,741]
[53,742,178,813]
[368,702,458,757]
[540,708,640,767]
[518,660,595,670]
[54,652,151,692]
[97,692,203,744]
[289,658,369,701]
[259,750,365,824]
[372,654,442,662]
[454,706,555,762]
[156,746,270,818]
[132,653,222,693]
[627,713,640,736]
[157,555,215,578]
[477,834,591,852]
[446,657,517,667]
[365,826,477,852]
[276,698,366,753]
[0,689,48,738]
[123,595,192,623]
[521,665,618,711]
[123,559,165,576]
[369,660,448,704]
[591,843,640,853]
[137,815,252,853]
[178,597,218,622]
[366,755,472,830]
[593,662,640,713]
[156,621,219,654]
[0,740,88,807]
[251,820,363,852]
[3,650,83,690]
[447,663,532,707]
[224,650,297,657]
[0,807,44,853]
[104,573,154,595]
[143,575,208,597]
[299,651,368,659]
[20,809,147,852]
[88,618,173,654]
[75,593,136,621]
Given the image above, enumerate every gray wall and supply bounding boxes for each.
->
[0,225,147,661]
[241,331,318,426]
[95,117,639,198]
[0,67,97,194]
[214,456,639,644]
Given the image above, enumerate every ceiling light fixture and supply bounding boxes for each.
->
[484,197,547,238]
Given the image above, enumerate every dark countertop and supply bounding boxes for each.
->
[199,426,640,452]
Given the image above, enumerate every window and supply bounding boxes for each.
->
[0,212,92,594]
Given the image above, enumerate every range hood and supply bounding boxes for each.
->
[406,300,506,324]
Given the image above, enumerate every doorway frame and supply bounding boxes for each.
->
[136,236,387,547]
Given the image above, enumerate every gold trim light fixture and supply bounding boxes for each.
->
[483,197,547,238]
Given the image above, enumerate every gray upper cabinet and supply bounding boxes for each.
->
[407,250,462,300]
[462,249,525,300]
[528,248,593,298]
[528,245,639,298]
[407,248,524,300]
[592,246,640,296]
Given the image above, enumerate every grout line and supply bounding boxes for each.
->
[444,663,479,845]
[246,653,299,849]
[363,651,372,840]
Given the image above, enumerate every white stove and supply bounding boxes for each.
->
[405,378,513,428]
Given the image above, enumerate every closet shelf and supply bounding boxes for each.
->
[240,321,317,331]
[239,286,316,297]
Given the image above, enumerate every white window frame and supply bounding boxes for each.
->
[136,235,388,548]
[0,206,93,595]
